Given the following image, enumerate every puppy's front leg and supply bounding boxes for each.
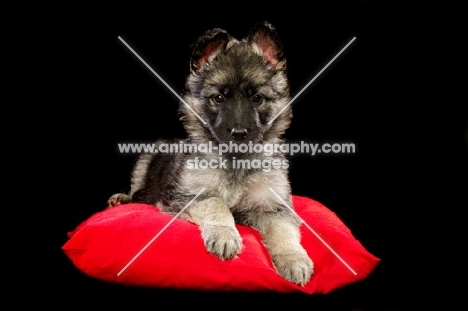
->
[187,197,242,260]
[254,211,314,286]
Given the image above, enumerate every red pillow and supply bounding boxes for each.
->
[62,195,379,294]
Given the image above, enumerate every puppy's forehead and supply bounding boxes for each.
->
[204,42,275,87]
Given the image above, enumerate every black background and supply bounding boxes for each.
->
[52,1,467,310]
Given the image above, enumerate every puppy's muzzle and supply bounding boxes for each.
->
[231,128,248,141]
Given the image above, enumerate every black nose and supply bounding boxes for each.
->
[231,128,248,141]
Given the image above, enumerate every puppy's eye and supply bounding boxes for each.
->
[252,94,264,103]
[213,94,225,103]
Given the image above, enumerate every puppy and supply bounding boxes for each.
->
[109,21,313,285]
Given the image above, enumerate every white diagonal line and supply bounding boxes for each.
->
[117,36,207,125]
[268,37,356,125]
[268,188,357,275]
[117,188,206,276]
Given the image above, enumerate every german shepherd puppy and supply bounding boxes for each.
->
[109,21,313,285]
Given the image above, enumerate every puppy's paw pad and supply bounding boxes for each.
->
[273,252,314,286]
[203,225,242,260]
[107,193,132,208]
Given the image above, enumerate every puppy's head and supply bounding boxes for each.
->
[180,22,292,145]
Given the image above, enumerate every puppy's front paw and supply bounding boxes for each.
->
[203,225,242,260]
[107,193,132,208]
[272,251,314,286]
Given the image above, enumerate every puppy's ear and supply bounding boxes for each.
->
[247,21,286,70]
[190,28,231,71]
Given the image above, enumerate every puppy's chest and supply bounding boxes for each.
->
[179,162,272,207]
